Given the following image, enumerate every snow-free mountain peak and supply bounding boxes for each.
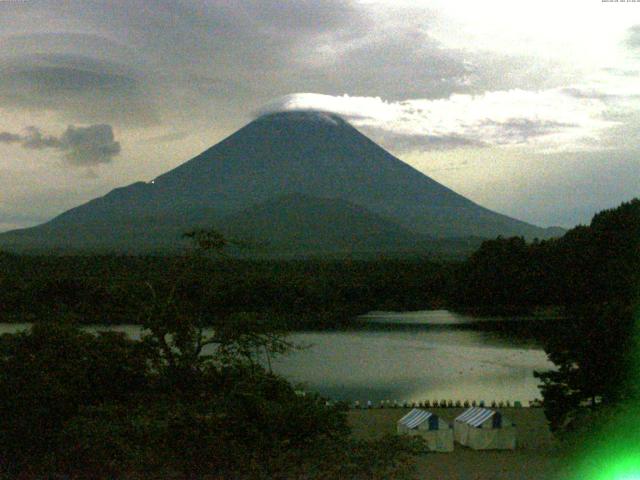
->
[0,109,563,254]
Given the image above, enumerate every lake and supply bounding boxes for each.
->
[0,310,554,405]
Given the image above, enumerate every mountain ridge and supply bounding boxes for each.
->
[0,110,564,254]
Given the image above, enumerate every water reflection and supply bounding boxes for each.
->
[360,309,478,325]
[273,311,554,404]
[0,311,555,404]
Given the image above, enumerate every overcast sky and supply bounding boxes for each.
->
[1,0,639,232]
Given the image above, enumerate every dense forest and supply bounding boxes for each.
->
[0,254,453,328]
[2,201,638,327]
[452,198,639,313]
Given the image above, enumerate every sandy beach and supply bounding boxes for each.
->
[349,408,568,480]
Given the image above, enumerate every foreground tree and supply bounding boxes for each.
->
[0,322,149,474]
[535,302,637,432]
[534,199,640,433]
[137,229,294,389]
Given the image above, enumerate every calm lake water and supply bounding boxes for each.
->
[0,310,554,405]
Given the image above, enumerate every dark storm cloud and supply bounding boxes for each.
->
[0,53,158,126]
[0,124,120,166]
[80,0,362,74]
[299,31,474,100]
[60,125,121,165]
[0,0,559,129]
[21,127,63,150]
[0,0,367,126]
[102,0,375,113]
[0,132,21,143]
[0,32,134,62]
[5,60,136,93]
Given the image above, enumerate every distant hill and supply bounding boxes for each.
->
[0,110,564,255]
[220,193,433,255]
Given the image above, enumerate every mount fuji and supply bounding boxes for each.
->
[0,110,563,255]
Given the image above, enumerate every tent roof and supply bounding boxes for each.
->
[398,408,434,429]
[455,407,496,427]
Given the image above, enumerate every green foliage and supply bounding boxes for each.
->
[453,236,526,310]
[562,198,640,306]
[55,397,422,479]
[135,238,296,390]
[535,303,637,433]
[53,374,348,478]
[55,402,169,478]
[183,228,229,252]
[0,322,149,473]
[0,320,421,478]
[533,199,640,434]
[451,199,640,314]
[0,255,449,327]
[247,434,425,480]
[451,236,562,313]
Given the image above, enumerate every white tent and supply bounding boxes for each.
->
[454,407,516,450]
[397,408,454,452]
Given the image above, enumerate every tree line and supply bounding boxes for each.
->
[0,253,453,328]
[450,199,639,314]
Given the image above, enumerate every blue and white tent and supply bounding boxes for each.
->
[397,408,454,452]
[454,407,516,450]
